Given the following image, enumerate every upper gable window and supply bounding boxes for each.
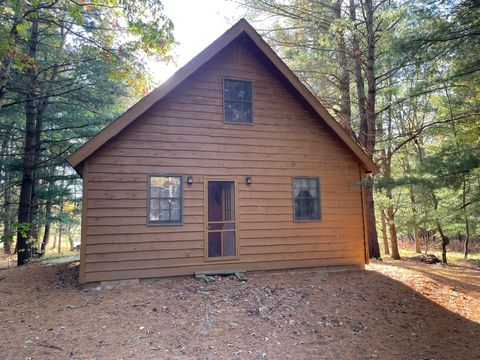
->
[223,79,253,124]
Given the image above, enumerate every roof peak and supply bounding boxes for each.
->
[67,18,376,174]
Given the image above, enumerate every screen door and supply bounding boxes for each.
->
[206,181,237,258]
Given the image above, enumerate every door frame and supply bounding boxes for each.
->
[204,177,240,262]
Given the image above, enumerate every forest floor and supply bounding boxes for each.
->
[0,253,479,359]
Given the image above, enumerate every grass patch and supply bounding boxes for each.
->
[383,248,480,267]
[42,251,80,264]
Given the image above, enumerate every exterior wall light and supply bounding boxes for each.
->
[187,176,193,184]
[245,176,253,185]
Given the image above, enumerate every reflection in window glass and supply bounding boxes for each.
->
[293,177,320,220]
[224,79,253,124]
[148,176,182,224]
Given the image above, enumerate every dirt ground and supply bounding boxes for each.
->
[0,257,479,360]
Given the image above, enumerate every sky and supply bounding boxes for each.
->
[150,0,244,83]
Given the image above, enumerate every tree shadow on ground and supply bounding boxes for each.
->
[0,261,479,360]
[344,269,480,360]
[376,259,480,293]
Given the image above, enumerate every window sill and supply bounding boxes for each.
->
[204,256,240,262]
[223,120,254,126]
[146,222,183,227]
[293,219,322,223]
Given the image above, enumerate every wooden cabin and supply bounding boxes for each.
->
[67,19,377,283]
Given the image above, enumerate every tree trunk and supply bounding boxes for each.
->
[30,224,39,251]
[40,223,50,256]
[462,175,470,258]
[57,186,64,254]
[364,0,380,257]
[444,87,469,260]
[408,181,421,254]
[57,225,62,254]
[402,158,421,253]
[437,222,449,264]
[422,223,429,255]
[30,28,61,251]
[30,121,43,250]
[377,86,396,259]
[16,102,36,264]
[333,0,352,132]
[57,173,65,253]
[431,191,448,264]
[3,184,13,254]
[39,192,53,256]
[30,37,62,255]
[363,0,377,155]
[68,233,74,252]
[349,0,367,142]
[386,206,400,260]
[1,134,14,254]
[365,183,380,258]
[464,217,470,258]
[50,228,57,250]
[412,208,421,253]
[380,208,390,255]
[350,0,380,258]
[385,188,401,260]
[30,109,48,252]
[16,18,39,266]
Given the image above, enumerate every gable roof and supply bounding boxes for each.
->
[67,18,377,174]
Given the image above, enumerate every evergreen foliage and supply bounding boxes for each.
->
[0,0,175,262]
[242,0,480,262]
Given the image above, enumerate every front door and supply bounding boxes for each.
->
[206,180,237,259]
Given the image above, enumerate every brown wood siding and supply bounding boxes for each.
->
[82,39,366,283]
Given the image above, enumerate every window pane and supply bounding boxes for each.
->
[313,201,320,219]
[224,79,253,124]
[208,232,222,257]
[149,199,160,221]
[295,197,313,218]
[150,176,181,198]
[293,177,320,220]
[300,178,309,189]
[225,101,242,122]
[158,201,171,222]
[241,102,252,123]
[224,79,252,101]
[149,200,177,222]
[293,180,302,189]
[223,231,236,256]
[305,198,316,218]
[148,176,182,224]
[224,101,252,124]
[166,199,181,222]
